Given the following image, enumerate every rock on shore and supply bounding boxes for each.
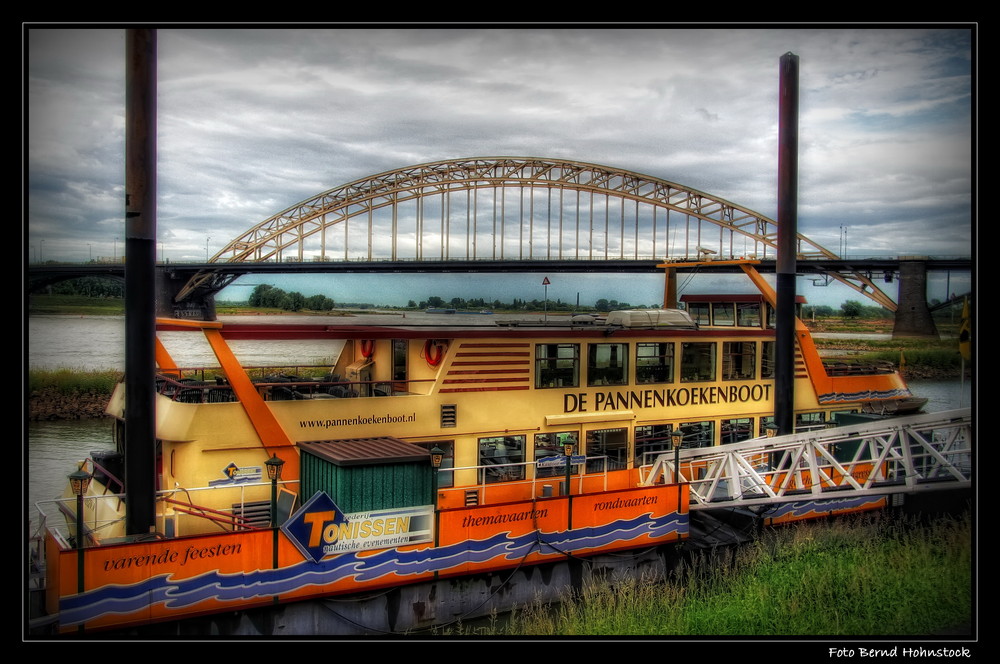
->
[28,388,112,421]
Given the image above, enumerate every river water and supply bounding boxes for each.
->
[26,314,973,532]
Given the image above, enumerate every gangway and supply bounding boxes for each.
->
[639,409,972,510]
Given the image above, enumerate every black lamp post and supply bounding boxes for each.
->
[69,466,93,630]
[430,446,444,500]
[670,428,684,484]
[430,446,444,549]
[562,440,575,497]
[265,454,285,572]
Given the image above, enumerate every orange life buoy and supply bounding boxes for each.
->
[424,339,444,367]
[360,339,375,358]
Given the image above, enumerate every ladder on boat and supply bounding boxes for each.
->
[639,409,972,510]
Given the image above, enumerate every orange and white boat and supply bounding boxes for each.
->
[34,261,922,634]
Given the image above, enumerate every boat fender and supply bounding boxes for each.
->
[360,339,376,358]
[424,339,446,367]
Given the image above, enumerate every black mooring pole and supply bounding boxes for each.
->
[775,52,799,436]
[124,28,157,536]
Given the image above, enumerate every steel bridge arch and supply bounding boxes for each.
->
[185,157,893,308]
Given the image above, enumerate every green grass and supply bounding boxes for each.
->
[28,368,123,395]
[27,294,125,315]
[443,511,972,637]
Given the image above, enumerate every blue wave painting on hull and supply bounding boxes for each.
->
[59,511,686,627]
[765,496,886,521]
[817,389,912,404]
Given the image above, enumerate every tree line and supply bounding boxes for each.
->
[247,284,336,312]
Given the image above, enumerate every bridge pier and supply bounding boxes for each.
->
[892,258,939,339]
[157,269,217,320]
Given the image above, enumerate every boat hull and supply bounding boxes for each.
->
[47,484,686,633]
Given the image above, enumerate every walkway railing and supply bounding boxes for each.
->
[640,409,972,509]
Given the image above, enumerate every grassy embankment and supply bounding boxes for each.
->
[437,510,972,637]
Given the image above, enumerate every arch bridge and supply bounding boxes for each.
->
[177,157,899,310]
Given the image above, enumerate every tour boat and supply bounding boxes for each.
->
[34,261,921,634]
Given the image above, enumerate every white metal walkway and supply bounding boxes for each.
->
[640,409,972,510]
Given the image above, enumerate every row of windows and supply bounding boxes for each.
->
[535,341,775,388]
[686,301,771,328]
[420,411,844,487]
[472,411,838,483]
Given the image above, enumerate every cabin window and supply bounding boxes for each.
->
[535,344,580,388]
[761,342,775,378]
[680,342,716,382]
[636,342,674,383]
[585,427,629,473]
[478,435,525,483]
[796,412,826,431]
[722,418,754,444]
[766,304,777,329]
[534,432,579,478]
[634,423,675,466]
[587,343,628,386]
[392,339,407,381]
[759,415,776,437]
[737,302,761,327]
[830,409,860,425]
[415,441,454,488]
[722,341,756,380]
[712,303,735,326]
[688,302,710,326]
[676,420,715,449]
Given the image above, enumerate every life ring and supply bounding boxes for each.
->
[424,339,445,367]
[360,339,376,358]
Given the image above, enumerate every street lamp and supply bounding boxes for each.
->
[562,439,575,497]
[265,454,285,578]
[430,446,444,549]
[542,276,550,321]
[670,428,684,484]
[265,454,285,528]
[69,465,93,620]
[430,446,444,501]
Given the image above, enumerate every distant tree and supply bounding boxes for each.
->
[248,284,274,307]
[426,296,445,308]
[286,291,306,311]
[407,300,417,309]
[812,305,836,317]
[49,276,124,298]
[305,294,334,311]
[841,300,863,318]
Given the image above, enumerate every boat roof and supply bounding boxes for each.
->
[299,437,430,466]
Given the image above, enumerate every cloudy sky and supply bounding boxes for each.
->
[25,26,974,307]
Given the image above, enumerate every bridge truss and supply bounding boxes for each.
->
[180,157,894,308]
[640,409,972,509]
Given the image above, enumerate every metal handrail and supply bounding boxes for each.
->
[640,409,972,509]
